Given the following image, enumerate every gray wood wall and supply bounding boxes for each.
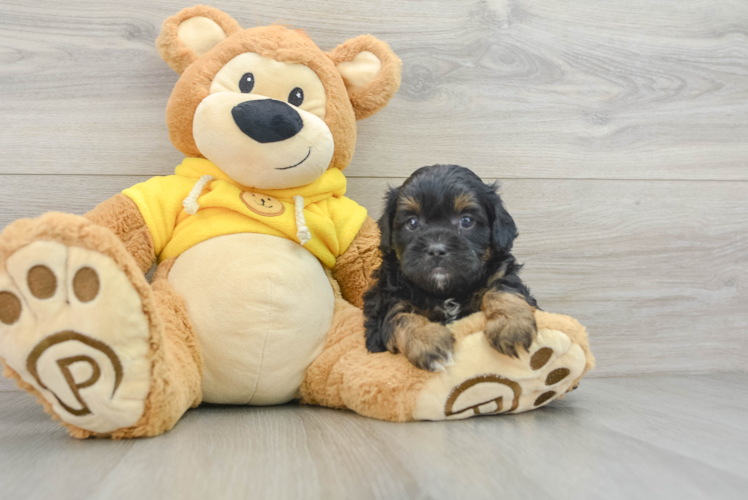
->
[1,0,746,391]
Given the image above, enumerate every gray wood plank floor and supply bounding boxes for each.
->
[1,374,747,500]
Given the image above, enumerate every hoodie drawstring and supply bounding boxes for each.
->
[183,175,215,215]
[294,195,311,245]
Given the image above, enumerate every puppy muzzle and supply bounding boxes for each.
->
[405,230,462,270]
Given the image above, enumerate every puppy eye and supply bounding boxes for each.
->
[460,216,475,229]
[406,217,420,230]
[288,87,304,107]
[239,73,255,93]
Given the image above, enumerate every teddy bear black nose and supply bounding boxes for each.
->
[231,99,303,143]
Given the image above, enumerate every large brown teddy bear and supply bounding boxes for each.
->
[0,6,594,438]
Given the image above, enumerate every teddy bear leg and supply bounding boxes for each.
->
[122,260,203,438]
[0,214,201,438]
[404,311,592,420]
[302,300,594,422]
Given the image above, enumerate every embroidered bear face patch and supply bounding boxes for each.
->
[241,192,285,217]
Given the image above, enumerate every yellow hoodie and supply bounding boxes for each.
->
[122,158,368,268]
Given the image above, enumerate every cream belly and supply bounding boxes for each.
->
[167,233,335,405]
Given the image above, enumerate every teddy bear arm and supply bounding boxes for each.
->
[331,216,381,309]
[85,194,156,274]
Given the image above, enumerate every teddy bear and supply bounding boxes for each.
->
[0,6,594,438]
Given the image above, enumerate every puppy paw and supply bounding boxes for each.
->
[485,310,537,358]
[481,291,537,358]
[400,323,455,372]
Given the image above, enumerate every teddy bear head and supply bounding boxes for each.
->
[156,6,401,190]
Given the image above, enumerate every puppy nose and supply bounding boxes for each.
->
[231,99,303,143]
[427,243,448,258]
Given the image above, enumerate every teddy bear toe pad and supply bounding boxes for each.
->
[0,241,151,433]
[413,327,586,420]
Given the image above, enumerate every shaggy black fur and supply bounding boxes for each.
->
[363,164,538,365]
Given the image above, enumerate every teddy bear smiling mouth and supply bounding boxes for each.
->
[275,148,311,170]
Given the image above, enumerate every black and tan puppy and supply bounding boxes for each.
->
[364,164,538,371]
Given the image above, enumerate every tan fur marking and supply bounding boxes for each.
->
[454,192,479,212]
[389,312,454,371]
[481,248,493,263]
[398,195,421,214]
[486,266,507,286]
[482,291,537,357]
[27,265,56,299]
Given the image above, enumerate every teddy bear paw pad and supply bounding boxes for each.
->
[0,241,151,433]
[412,327,587,420]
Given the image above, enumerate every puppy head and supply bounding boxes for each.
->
[379,164,517,296]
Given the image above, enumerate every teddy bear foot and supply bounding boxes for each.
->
[0,215,153,434]
[411,322,588,420]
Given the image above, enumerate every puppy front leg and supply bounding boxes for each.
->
[482,289,537,358]
[388,312,455,372]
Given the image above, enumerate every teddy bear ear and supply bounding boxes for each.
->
[328,35,402,120]
[156,6,243,74]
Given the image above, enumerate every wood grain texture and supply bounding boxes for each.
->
[1,374,747,499]
[0,0,747,179]
[0,175,745,378]
[0,377,16,392]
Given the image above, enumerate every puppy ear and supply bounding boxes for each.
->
[328,35,402,120]
[156,6,242,74]
[487,184,518,251]
[377,187,401,253]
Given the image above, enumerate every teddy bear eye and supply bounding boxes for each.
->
[239,73,255,93]
[288,87,304,107]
